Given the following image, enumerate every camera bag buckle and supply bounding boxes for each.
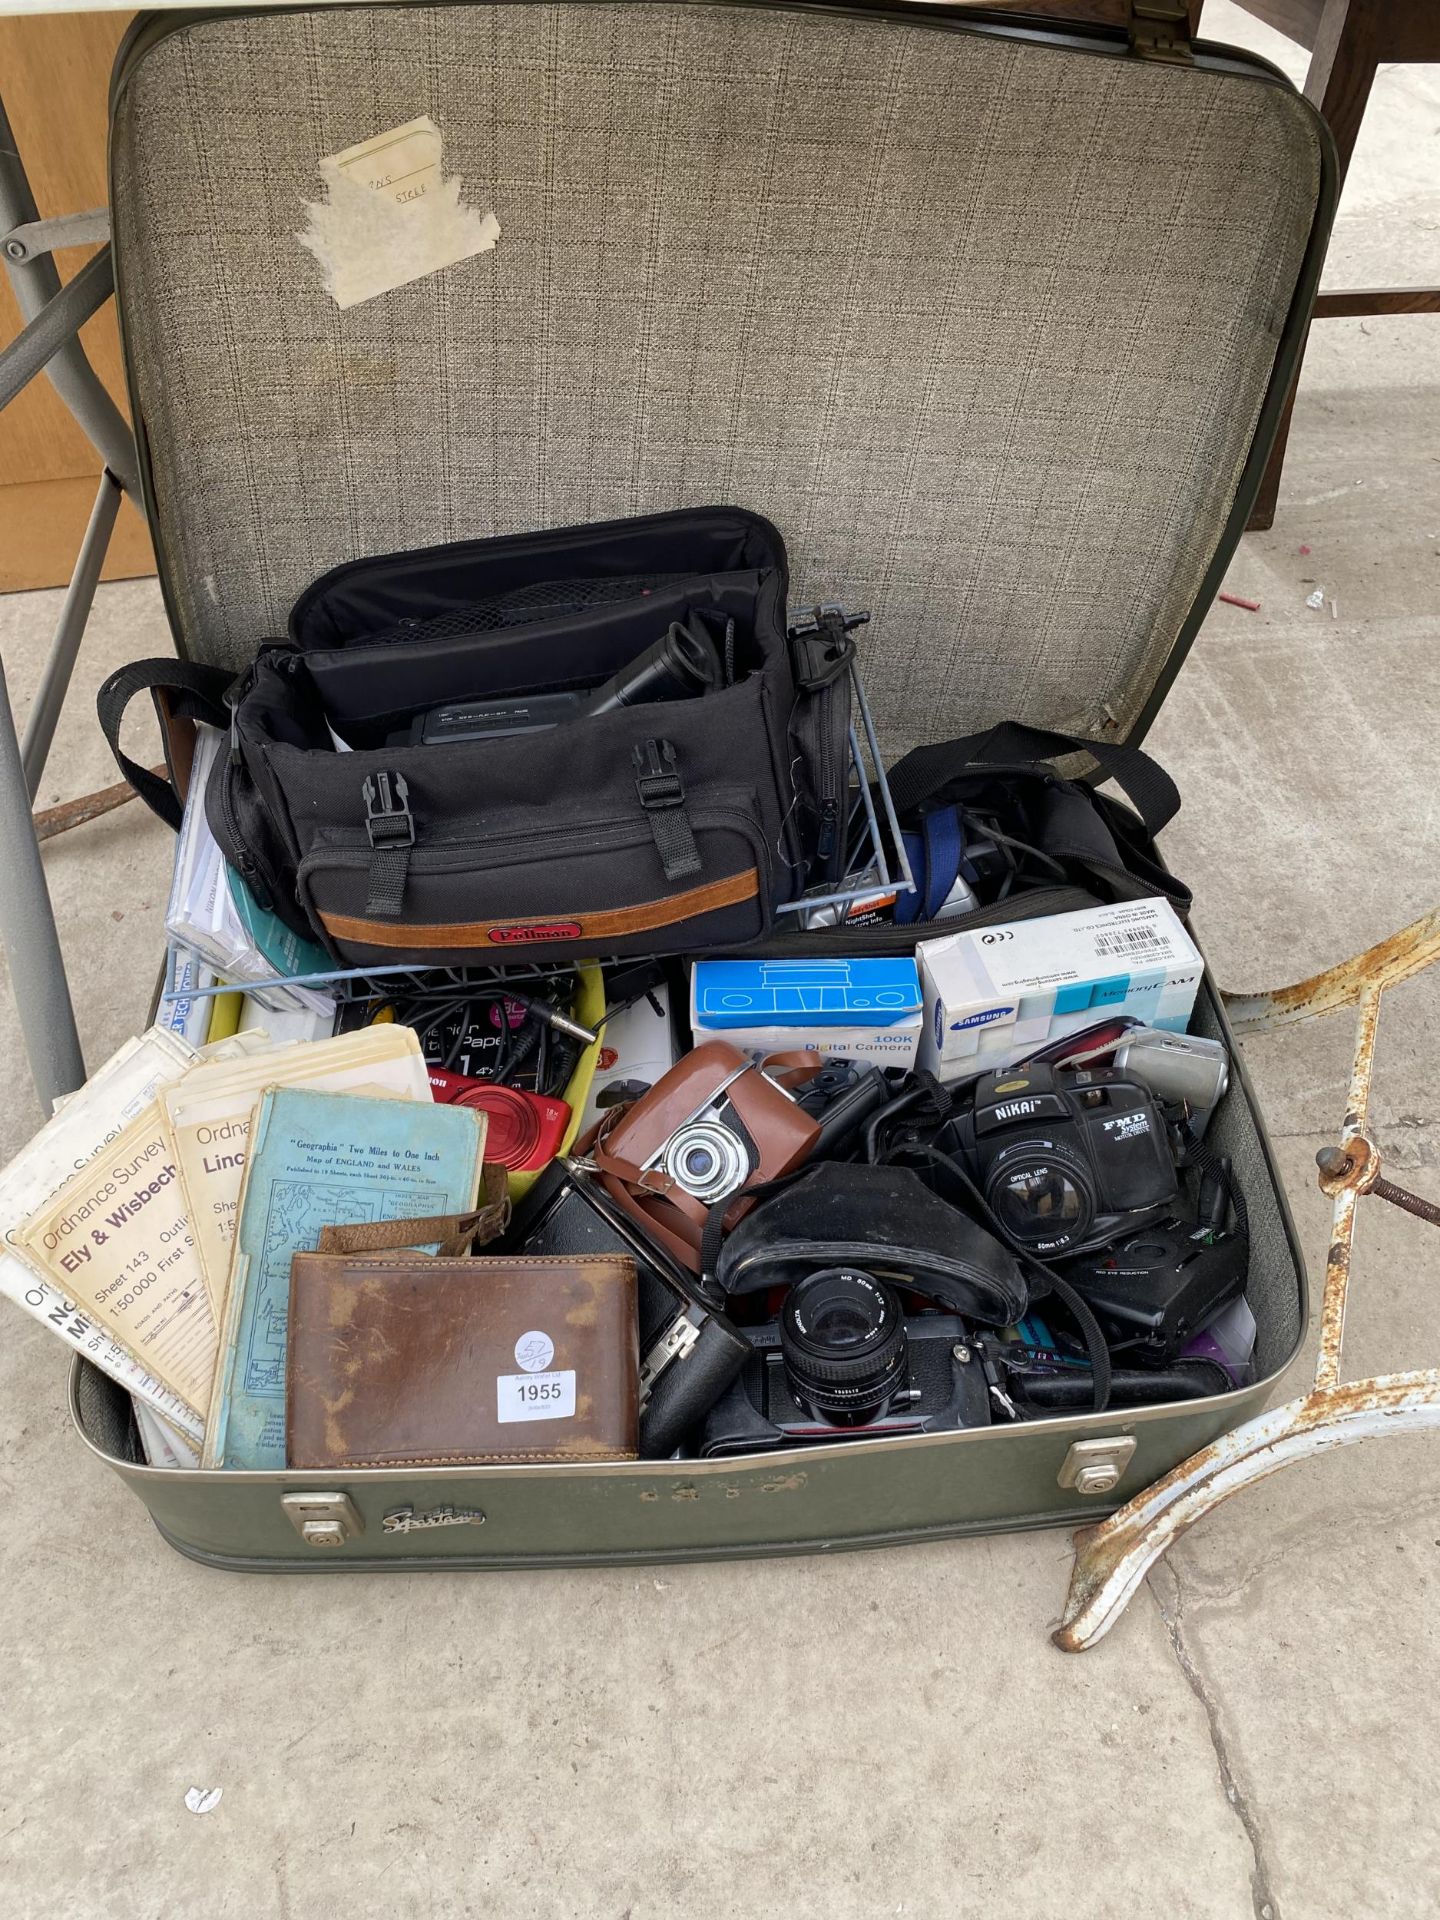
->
[633,737,702,882]
[362,768,414,917]
[787,605,869,691]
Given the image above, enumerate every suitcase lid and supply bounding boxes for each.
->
[109,1,1332,758]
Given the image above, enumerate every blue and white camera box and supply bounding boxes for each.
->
[917,898,1203,1082]
[690,957,923,1068]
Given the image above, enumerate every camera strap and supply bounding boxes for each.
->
[886,721,1181,839]
[696,1167,815,1297]
[887,1142,1113,1414]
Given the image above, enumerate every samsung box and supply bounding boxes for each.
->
[917,900,1204,1082]
[690,958,923,1068]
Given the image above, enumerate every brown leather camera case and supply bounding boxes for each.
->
[287,1242,639,1468]
[590,1041,822,1271]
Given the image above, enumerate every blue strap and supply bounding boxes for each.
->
[922,808,963,919]
[896,806,963,924]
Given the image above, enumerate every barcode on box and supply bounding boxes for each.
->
[1094,929,1167,959]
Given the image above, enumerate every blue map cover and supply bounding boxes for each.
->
[207,1087,483,1470]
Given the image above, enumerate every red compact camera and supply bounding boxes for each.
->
[428,1070,571,1172]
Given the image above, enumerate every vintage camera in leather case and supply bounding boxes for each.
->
[588,1042,824,1273]
[71,0,1325,1567]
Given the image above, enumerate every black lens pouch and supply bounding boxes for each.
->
[715,1161,1030,1328]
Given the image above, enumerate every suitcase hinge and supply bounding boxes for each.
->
[1128,2,1193,64]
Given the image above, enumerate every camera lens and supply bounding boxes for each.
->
[779,1267,907,1426]
[662,1119,749,1202]
[986,1144,1096,1253]
[587,621,722,715]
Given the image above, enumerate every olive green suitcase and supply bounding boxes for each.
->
[72,0,1332,1568]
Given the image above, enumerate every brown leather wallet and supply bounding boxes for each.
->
[287,1203,638,1467]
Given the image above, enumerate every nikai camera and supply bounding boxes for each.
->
[949,1062,1178,1257]
[698,1267,993,1456]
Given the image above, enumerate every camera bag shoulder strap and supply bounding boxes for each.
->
[96,657,234,832]
[886,721,1181,839]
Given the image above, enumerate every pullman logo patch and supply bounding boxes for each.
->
[488,922,582,945]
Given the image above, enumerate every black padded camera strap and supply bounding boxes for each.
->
[697,1169,811,1298]
[887,721,1181,841]
[96,657,234,831]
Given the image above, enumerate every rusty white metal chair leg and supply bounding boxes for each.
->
[1054,908,1440,1654]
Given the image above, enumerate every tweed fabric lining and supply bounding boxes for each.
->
[111,3,1321,755]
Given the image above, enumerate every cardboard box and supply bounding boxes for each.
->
[917,899,1203,1081]
[690,957,922,1068]
[579,980,677,1131]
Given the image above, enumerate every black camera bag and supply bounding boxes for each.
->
[99,506,831,966]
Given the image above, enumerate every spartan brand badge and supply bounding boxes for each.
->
[488,922,582,945]
[382,1504,487,1535]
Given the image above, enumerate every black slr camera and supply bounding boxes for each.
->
[948,1062,1179,1257]
[698,1266,993,1456]
[697,1160,1028,1456]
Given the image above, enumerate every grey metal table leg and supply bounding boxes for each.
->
[0,93,138,494]
[21,470,122,799]
[0,655,85,1110]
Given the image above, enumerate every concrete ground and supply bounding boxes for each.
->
[2,8,1438,1916]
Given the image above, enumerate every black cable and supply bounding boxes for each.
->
[354,965,585,1097]
[1178,1121,1249,1242]
[964,815,1069,888]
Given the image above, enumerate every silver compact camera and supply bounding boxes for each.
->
[1065,1026,1230,1137]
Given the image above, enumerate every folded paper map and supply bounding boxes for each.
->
[163,1023,430,1318]
[206,1087,485,1469]
[0,1028,204,1439]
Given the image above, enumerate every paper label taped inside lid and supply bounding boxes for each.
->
[297,115,500,310]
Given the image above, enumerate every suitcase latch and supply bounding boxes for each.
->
[1057,1437,1137,1496]
[281,1491,365,1547]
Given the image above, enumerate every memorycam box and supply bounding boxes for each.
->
[690,957,923,1068]
[579,979,678,1131]
[916,899,1203,1082]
